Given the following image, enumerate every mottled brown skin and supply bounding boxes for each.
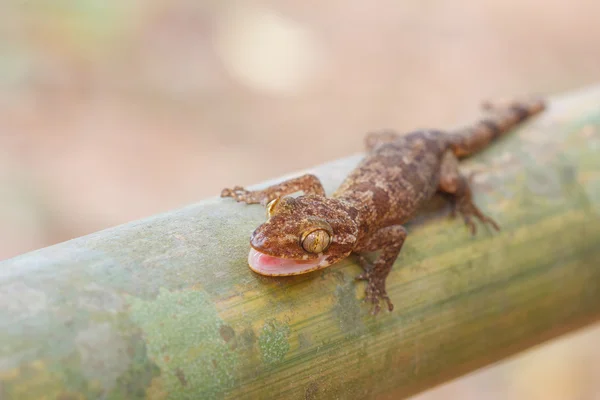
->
[222,99,545,314]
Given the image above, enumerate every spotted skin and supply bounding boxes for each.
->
[222,99,545,314]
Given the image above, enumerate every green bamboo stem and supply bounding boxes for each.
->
[1,86,600,400]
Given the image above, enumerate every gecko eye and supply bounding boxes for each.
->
[266,198,280,218]
[301,229,331,253]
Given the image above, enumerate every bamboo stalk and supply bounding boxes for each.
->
[1,86,600,400]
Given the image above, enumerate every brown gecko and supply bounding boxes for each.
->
[221,99,545,314]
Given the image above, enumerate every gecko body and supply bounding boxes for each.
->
[222,99,545,314]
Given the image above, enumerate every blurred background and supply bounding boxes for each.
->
[1,0,599,398]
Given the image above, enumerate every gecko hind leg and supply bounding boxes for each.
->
[438,150,500,235]
[353,225,407,315]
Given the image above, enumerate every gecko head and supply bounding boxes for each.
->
[248,195,360,276]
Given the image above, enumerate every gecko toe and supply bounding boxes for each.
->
[360,274,393,315]
[472,208,500,232]
[463,214,477,235]
[220,186,254,203]
[381,293,394,312]
[371,303,381,316]
[455,200,501,235]
[483,215,500,231]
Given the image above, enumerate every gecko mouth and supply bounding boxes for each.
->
[248,248,328,276]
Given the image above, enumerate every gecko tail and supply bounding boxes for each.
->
[449,98,546,158]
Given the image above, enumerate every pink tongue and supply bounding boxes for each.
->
[248,248,324,276]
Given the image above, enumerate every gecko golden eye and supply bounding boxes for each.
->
[301,229,331,253]
[266,198,280,217]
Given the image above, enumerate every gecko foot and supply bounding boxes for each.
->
[451,199,500,235]
[221,186,261,204]
[355,256,394,315]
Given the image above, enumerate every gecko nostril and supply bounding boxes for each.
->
[250,231,267,248]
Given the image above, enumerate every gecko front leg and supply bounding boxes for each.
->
[221,173,326,205]
[354,225,407,314]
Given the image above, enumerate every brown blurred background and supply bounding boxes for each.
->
[1,0,599,398]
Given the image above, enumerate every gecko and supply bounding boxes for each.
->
[221,99,545,314]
